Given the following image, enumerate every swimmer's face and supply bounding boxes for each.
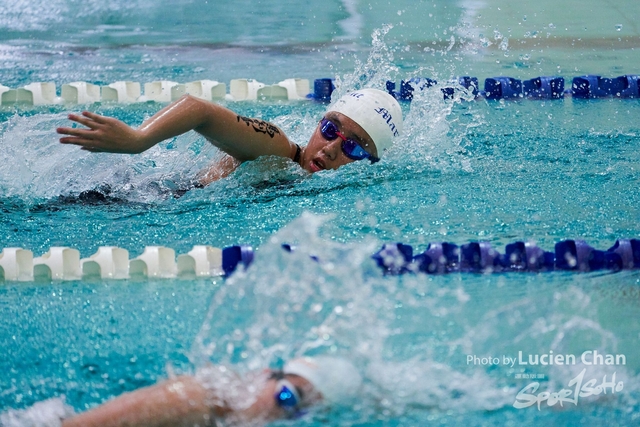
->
[301,111,378,173]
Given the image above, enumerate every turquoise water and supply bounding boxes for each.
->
[1,0,640,425]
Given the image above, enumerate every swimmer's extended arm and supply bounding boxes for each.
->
[62,375,226,427]
[61,373,282,427]
[57,95,298,162]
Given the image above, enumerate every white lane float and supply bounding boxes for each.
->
[0,244,251,282]
[33,247,82,281]
[0,82,58,105]
[183,80,226,101]
[142,81,185,103]
[0,248,34,282]
[275,78,310,100]
[101,81,141,103]
[61,82,101,104]
[129,246,178,279]
[0,77,315,105]
[81,246,130,279]
[229,78,265,101]
[177,245,223,277]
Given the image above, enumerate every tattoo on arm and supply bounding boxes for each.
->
[237,116,281,138]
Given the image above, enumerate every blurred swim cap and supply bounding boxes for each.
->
[326,88,403,155]
[283,356,362,404]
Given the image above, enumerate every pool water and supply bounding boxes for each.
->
[1,0,640,425]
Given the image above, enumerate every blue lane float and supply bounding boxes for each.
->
[383,74,637,102]
[131,239,640,277]
[523,76,565,99]
[384,76,479,101]
[312,75,639,102]
[260,239,640,277]
[448,76,480,99]
[371,243,415,275]
[371,239,640,275]
[555,240,617,272]
[609,239,640,270]
[572,76,607,98]
[482,76,565,100]
[503,241,555,272]
[221,245,255,276]
[413,242,461,274]
[484,77,523,100]
[308,78,335,102]
[386,77,437,101]
[572,75,640,99]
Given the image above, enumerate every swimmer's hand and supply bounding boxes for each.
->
[57,111,150,154]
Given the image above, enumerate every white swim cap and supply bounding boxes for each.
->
[326,88,403,155]
[283,356,362,404]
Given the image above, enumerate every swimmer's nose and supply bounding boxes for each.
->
[322,138,341,161]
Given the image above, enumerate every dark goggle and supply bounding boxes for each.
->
[320,118,379,163]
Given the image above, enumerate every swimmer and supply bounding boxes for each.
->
[0,356,362,427]
[56,88,403,186]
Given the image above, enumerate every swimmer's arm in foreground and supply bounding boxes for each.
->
[56,95,299,184]
[61,371,304,427]
[62,376,222,427]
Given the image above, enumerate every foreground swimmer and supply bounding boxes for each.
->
[56,88,403,186]
[0,356,362,427]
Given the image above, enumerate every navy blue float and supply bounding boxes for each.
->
[555,240,618,272]
[222,239,640,276]
[572,75,640,99]
[385,76,479,101]
[372,243,414,274]
[386,77,437,101]
[414,242,460,274]
[484,77,523,100]
[523,76,565,99]
[371,239,640,275]
[312,74,639,102]
[309,78,335,102]
[618,75,640,98]
[222,245,254,275]
[503,241,555,271]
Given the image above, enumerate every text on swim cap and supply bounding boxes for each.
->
[374,108,400,137]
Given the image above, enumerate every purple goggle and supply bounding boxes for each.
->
[320,118,379,163]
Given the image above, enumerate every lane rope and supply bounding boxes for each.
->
[1,74,638,106]
[2,239,638,282]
